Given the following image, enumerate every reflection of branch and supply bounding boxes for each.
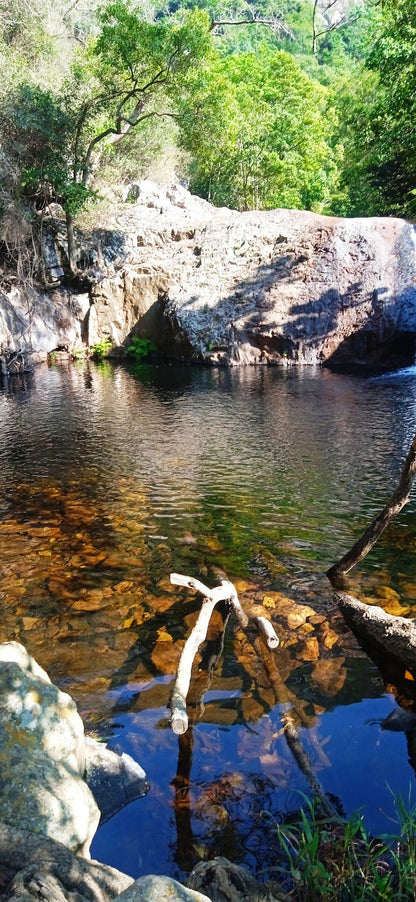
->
[283,715,338,818]
[169,573,279,734]
[255,637,339,818]
[171,605,230,869]
[327,433,416,582]
[171,727,195,872]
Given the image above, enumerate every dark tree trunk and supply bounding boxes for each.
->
[336,591,416,674]
[327,433,416,582]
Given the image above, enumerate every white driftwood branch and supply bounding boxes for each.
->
[254,616,280,649]
[170,575,236,734]
[169,572,279,733]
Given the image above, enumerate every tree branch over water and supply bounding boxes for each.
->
[327,432,416,582]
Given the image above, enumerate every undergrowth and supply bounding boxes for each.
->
[264,790,416,901]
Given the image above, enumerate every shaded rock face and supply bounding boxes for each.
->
[1,182,416,369]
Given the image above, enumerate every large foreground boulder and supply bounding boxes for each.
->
[0,641,147,857]
[0,641,98,856]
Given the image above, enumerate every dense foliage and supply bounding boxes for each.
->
[0,0,414,271]
[179,48,340,210]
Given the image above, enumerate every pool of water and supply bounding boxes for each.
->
[1,360,416,880]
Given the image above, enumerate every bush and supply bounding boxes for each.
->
[126,336,157,362]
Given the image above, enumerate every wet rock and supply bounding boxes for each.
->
[84,737,149,823]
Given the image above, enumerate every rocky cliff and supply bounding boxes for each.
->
[1,180,415,371]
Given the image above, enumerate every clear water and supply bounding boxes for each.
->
[1,360,416,880]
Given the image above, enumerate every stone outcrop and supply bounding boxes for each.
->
[1,180,416,370]
[164,208,416,368]
[0,641,216,902]
[0,641,148,859]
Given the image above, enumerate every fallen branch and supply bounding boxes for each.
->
[169,573,279,734]
[327,432,416,582]
[254,615,280,649]
[170,573,337,819]
[335,591,416,672]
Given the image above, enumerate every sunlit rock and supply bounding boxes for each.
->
[115,874,212,902]
[0,641,98,856]
[1,181,415,369]
[0,641,148,859]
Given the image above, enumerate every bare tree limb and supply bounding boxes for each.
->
[312,0,358,53]
[169,576,235,734]
[211,13,292,38]
[169,573,279,734]
[327,433,416,583]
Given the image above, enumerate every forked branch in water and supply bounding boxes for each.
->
[169,572,279,734]
[327,432,416,583]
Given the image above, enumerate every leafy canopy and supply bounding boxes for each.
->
[180,47,340,212]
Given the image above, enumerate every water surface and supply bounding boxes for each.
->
[1,361,416,880]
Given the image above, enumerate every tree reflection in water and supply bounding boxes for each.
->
[170,598,342,877]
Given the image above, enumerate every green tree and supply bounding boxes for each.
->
[364,0,416,216]
[179,47,340,211]
[0,1,212,273]
[333,0,416,217]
